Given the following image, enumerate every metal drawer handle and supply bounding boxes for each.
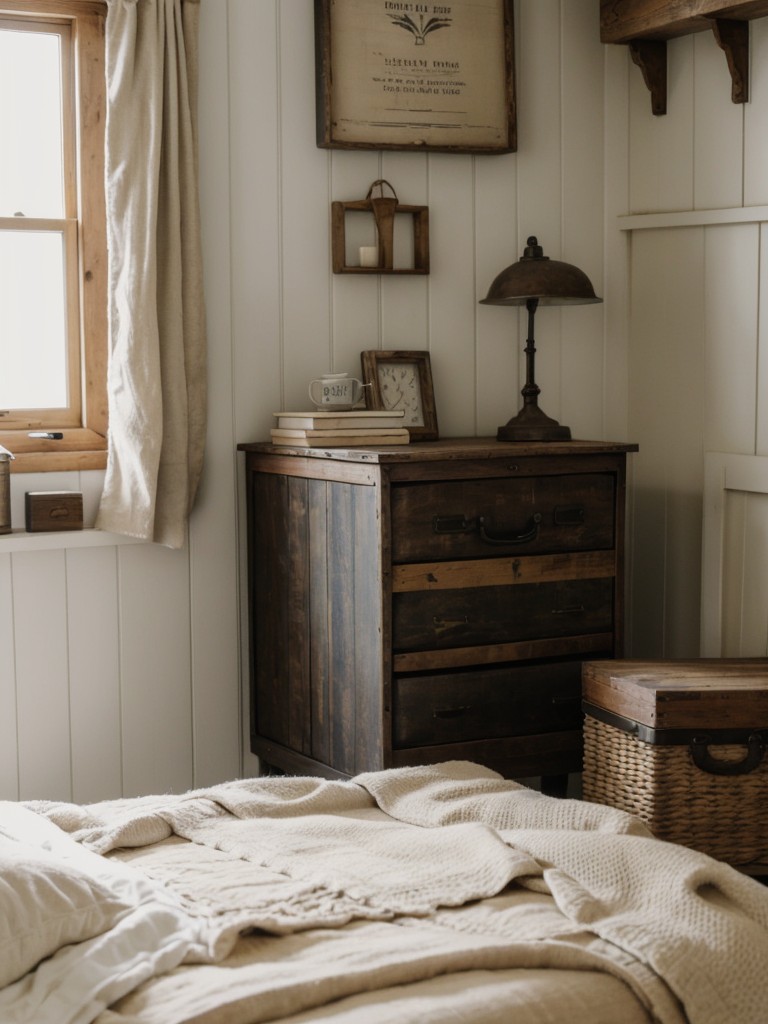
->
[432,616,469,628]
[690,733,765,776]
[433,705,472,719]
[478,512,542,546]
[551,604,585,615]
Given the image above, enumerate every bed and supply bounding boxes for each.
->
[2,760,767,1024]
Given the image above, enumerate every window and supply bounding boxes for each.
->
[0,0,107,470]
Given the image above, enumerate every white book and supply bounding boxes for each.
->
[274,410,405,430]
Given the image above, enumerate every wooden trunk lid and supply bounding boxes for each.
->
[582,659,768,730]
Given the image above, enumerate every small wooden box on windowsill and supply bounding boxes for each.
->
[25,491,83,532]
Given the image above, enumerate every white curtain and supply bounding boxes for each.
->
[96,0,206,549]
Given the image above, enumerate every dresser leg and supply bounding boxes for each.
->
[541,773,569,798]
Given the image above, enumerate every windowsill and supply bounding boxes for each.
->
[0,528,143,552]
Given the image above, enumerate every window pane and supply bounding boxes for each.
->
[0,26,64,218]
[0,230,68,408]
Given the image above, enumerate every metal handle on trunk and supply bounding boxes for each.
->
[690,732,765,776]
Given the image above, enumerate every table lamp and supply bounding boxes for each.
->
[480,236,602,441]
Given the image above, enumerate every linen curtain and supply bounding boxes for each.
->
[96,0,206,549]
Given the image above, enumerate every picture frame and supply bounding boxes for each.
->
[361,350,439,441]
[315,0,516,155]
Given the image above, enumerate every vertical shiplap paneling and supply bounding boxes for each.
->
[515,0,563,425]
[380,152,430,354]
[278,0,333,413]
[560,0,605,440]
[474,150,519,439]
[330,151,383,371]
[13,550,72,799]
[745,19,768,206]
[227,0,283,779]
[66,545,122,802]
[703,224,759,455]
[738,491,768,653]
[627,227,705,657]
[117,544,193,795]
[692,31,744,210]
[0,553,18,799]
[720,490,747,654]
[757,225,768,455]
[229,0,283,444]
[603,44,632,445]
[427,154,478,437]
[192,0,243,788]
[628,35,695,214]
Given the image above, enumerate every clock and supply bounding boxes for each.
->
[360,350,439,441]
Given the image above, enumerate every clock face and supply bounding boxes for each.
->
[377,362,424,427]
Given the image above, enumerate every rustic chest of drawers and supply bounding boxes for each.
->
[238,438,636,786]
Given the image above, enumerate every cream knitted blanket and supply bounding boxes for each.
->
[28,761,768,1024]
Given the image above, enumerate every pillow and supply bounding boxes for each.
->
[0,838,132,988]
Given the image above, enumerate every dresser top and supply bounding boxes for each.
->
[237,437,638,464]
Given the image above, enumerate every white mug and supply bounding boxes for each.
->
[308,372,365,410]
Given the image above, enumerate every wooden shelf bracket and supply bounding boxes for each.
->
[601,1,763,114]
[629,38,667,115]
[711,18,749,103]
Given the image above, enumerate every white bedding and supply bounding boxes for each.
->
[2,761,768,1024]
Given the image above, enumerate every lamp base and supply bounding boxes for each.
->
[497,404,571,442]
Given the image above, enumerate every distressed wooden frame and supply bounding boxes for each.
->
[315,0,516,154]
[361,349,438,441]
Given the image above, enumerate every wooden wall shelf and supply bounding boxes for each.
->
[331,180,429,275]
[601,0,768,113]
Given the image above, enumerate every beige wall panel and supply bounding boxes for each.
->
[738,491,768,653]
[692,32,744,211]
[703,224,759,455]
[627,228,705,657]
[475,152,520,439]
[66,546,122,802]
[330,151,383,372]
[0,554,18,799]
[380,152,430,354]
[515,0,564,425]
[628,36,694,214]
[13,550,72,800]
[560,0,605,441]
[229,0,283,444]
[194,0,243,788]
[117,544,193,796]
[745,19,768,207]
[427,155,478,438]
[279,3,333,414]
[758,225,768,454]
[720,491,747,655]
[603,45,632,444]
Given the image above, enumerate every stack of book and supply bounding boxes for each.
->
[271,409,408,447]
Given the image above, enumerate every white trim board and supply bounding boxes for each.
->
[619,206,768,232]
[701,452,768,656]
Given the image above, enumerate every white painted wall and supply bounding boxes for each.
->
[10,0,764,802]
[606,20,768,659]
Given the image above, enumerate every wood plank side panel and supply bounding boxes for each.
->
[327,481,356,774]
[352,481,384,773]
[308,478,330,766]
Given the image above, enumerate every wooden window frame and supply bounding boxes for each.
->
[0,0,107,473]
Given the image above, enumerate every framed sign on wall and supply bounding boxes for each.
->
[315,0,516,154]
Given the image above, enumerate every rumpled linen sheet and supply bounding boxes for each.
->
[14,760,768,1024]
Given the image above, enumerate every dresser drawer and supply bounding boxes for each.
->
[393,577,614,652]
[393,660,588,747]
[391,474,615,563]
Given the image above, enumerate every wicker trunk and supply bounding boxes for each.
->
[582,659,768,866]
